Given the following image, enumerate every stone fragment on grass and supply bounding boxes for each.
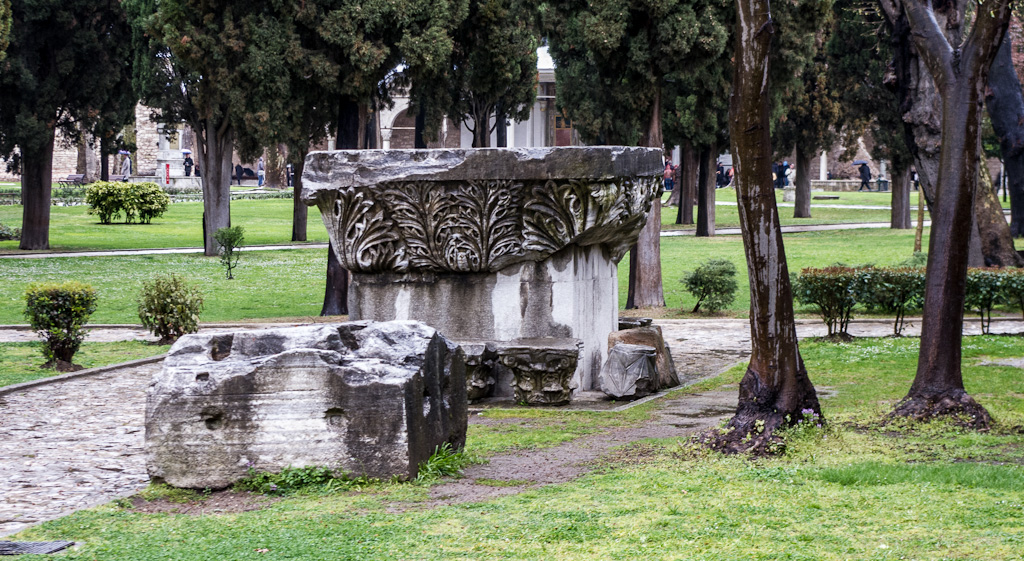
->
[599,343,658,399]
[145,321,467,489]
[608,326,680,389]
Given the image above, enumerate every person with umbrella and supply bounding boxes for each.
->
[119,150,132,176]
[182,149,194,177]
[855,160,872,191]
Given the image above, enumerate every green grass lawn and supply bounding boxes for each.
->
[0,228,934,323]
[0,340,170,388]
[10,335,1024,560]
[0,199,330,252]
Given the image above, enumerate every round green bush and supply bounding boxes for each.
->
[23,281,98,368]
[138,275,204,344]
[682,259,738,313]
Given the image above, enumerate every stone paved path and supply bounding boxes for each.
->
[2,317,1023,537]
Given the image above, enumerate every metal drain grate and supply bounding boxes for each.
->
[0,541,75,555]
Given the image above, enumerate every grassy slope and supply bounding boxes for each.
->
[11,336,1024,560]
[0,341,170,387]
[0,228,931,323]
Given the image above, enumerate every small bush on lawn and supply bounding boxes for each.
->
[965,268,1005,334]
[681,259,738,313]
[85,181,169,224]
[138,275,204,344]
[1001,267,1024,320]
[0,221,20,241]
[855,267,925,336]
[23,282,98,370]
[793,267,860,340]
[214,226,245,279]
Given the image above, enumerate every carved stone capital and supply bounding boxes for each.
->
[303,148,663,274]
[495,338,582,406]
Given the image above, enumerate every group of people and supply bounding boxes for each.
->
[230,157,294,187]
[772,160,795,189]
[662,159,734,190]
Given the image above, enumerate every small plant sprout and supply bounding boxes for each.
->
[214,226,245,279]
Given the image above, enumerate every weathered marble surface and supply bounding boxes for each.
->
[599,343,658,399]
[608,325,680,389]
[145,321,467,489]
[495,338,582,406]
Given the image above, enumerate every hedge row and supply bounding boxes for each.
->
[85,181,169,224]
[794,266,1024,337]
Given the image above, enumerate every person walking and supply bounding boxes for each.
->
[858,163,872,191]
[120,153,132,177]
[183,153,194,177]
[257,156,266,188]
[235,163,244,185]
[663,159,675,192]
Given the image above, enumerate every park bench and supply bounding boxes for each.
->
[57,174,84,187]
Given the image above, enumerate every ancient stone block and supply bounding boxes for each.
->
[495,338,582,406]
[599,343,658,399]
[459,340,499,402]
[608,326,680,389]
[145,321,467,489]
[618,317,653,330]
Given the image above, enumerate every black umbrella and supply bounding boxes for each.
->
[851,160,869,165]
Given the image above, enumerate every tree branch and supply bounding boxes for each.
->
[961,0,1013,81]
[901,0,954,88]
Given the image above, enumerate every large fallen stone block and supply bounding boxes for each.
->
[608,325,680,389]
[145,321,467,489]
[599,343,658,399]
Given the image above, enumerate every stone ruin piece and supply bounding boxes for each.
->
[302,147,663,395]
[599,343,658,399]
[618,317,654,330]
[609,325,680,389]
[460,340,499,402]
[495,338,582,405]
[145,321,467,489]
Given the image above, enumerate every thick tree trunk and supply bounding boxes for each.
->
[100,137,110,182]
[891,167,912,229]
[716,0,820,454]
[197,119,233,256]
[19,131,56,250]
[415,103,428,149]
[496,100,507,147]
[794,145,812,218]
[629,87,665,308]
[675,141,697,224]
[985,34,1024,237]
[976,156,1021,266]
[885,0,1012,428]
[696,143,716,237]
[337,97,361,150]
[320,242,349,316]
[291,153,308,242]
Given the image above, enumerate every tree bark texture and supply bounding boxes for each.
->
[100,137,110,182]
[628,87,666,308]
[976,156,1021,266]
[196,119,233,257]
[985,34,1024,237]
[883,0,1017,266]
[414,103,428,149]
[718,0,821,453]
[19,131,56,250]
[697,143,716,237]
[676,141,697,224]
[320,241,349,316]
[794,145,812,218]
[891,167,912,229]
[291,153,308,242]
[881,0,1011,428]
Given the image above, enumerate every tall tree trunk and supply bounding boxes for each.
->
[196,118,233,256]
[415,103,428,149]
[914,186,925,252]
[19,131,56,250]
[337,97,360,149]
[100,137,110,182]
[976,156,1021,266]
[675,140,697,224]
[629,87,665,308]
[883,0,1011,428]
[716,0,820,454]
[496,100,507,147]
[291,151,308,242]
[891,167,911,229]
[794,145,812,218]
[985,33,1024,237]
[696,143,716,237]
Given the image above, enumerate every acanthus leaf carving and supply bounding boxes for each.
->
[318,188,404,272]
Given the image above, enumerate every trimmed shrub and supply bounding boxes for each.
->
[24,282,98,369]
[855,267,925,336]
[85,181,169,224]
[138,275,204,344]
[214,226,245,279]
[965,268,1005,334]
[1001,267,1024,320]
[0,221,20,241]
[793,267,860,339]
[681,259,738,313]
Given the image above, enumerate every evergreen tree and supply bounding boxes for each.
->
[0,0,10,61]
[0,0,134,250]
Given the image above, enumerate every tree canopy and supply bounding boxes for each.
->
[0,0,10,61]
